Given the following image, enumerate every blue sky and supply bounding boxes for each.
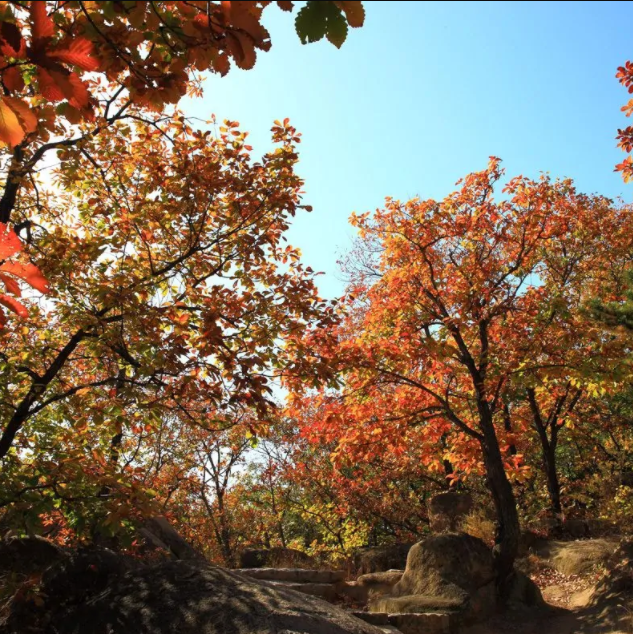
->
[185,1,632,298]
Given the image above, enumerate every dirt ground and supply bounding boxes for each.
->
[462,543,632,634]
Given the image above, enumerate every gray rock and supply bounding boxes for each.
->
[238,567,346,583]
[2,557,384,634]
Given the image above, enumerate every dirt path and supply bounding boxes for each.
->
[461,603,633,634]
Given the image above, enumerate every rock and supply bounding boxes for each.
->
[393,533,495,598]
[354,544,412,574]
[561,518,589,539]
[532,538,618,576]
[387,612,451,634]
[265,581,338,601]
[357,571,403,598]
[586,518,617,537]
[238,547,314,569]
[0,536,65,576]
[370,534,496,626]
[351,612,390,626]
[505,570,545,609]
[143,516,205,561]
[238,568,345,583]
[518,529,544,555]
[1,554,385,634]
[338,581,369,603]
[531,518,561,539]
[427,492,473,533]
[344,571,404,605]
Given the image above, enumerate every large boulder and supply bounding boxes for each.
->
[370,533,497,625]
[392,533,495,597]
[370,534,545,627]
[427,492,473,533]
[238,547,314,569]
[353,543,412,574]
[1,553,384,634]
[0,536,65,576]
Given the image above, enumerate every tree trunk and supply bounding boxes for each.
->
[527,388,563,518]
[479,416,520,587]
[541,439,562,517]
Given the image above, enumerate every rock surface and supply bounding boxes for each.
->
[427,492,473,533]
[0,536,65,576]
[370,533,497,626]
[1,553,385,634]
[238,547,314,569]
[354,544,412,575]
[357,571,404,596]
[238,567,346,583]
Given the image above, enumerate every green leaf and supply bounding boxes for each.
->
[296,1,348,47]
[326,6,348,48]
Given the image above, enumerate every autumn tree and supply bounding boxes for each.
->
[0,113,337,537]
[501,199,633,519]
[289,159,633,586]
[0,0,365,324]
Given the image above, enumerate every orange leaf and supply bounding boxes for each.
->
[3,97,37,134]
[0,294,28,318]
[30,0,55,41]
[226,32,257,70]
[0,96,26,147]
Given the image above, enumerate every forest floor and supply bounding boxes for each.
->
[463,557,630,634]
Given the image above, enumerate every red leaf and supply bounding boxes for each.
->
[334,1,365,27]
[38,68,90,108]
[37,68,65,102]
[50,37,100,72]
[0,273,21,296]
[0,21,24,55]
[0,293,28,318]
[212,53,231,76]
[2,66,25,92]
[0,261,50,294]
[0,223,22,261]
[30,0,55,41]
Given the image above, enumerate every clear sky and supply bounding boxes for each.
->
[184,1,633,298]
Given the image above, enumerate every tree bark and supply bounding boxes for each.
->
[479,414,520,586]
